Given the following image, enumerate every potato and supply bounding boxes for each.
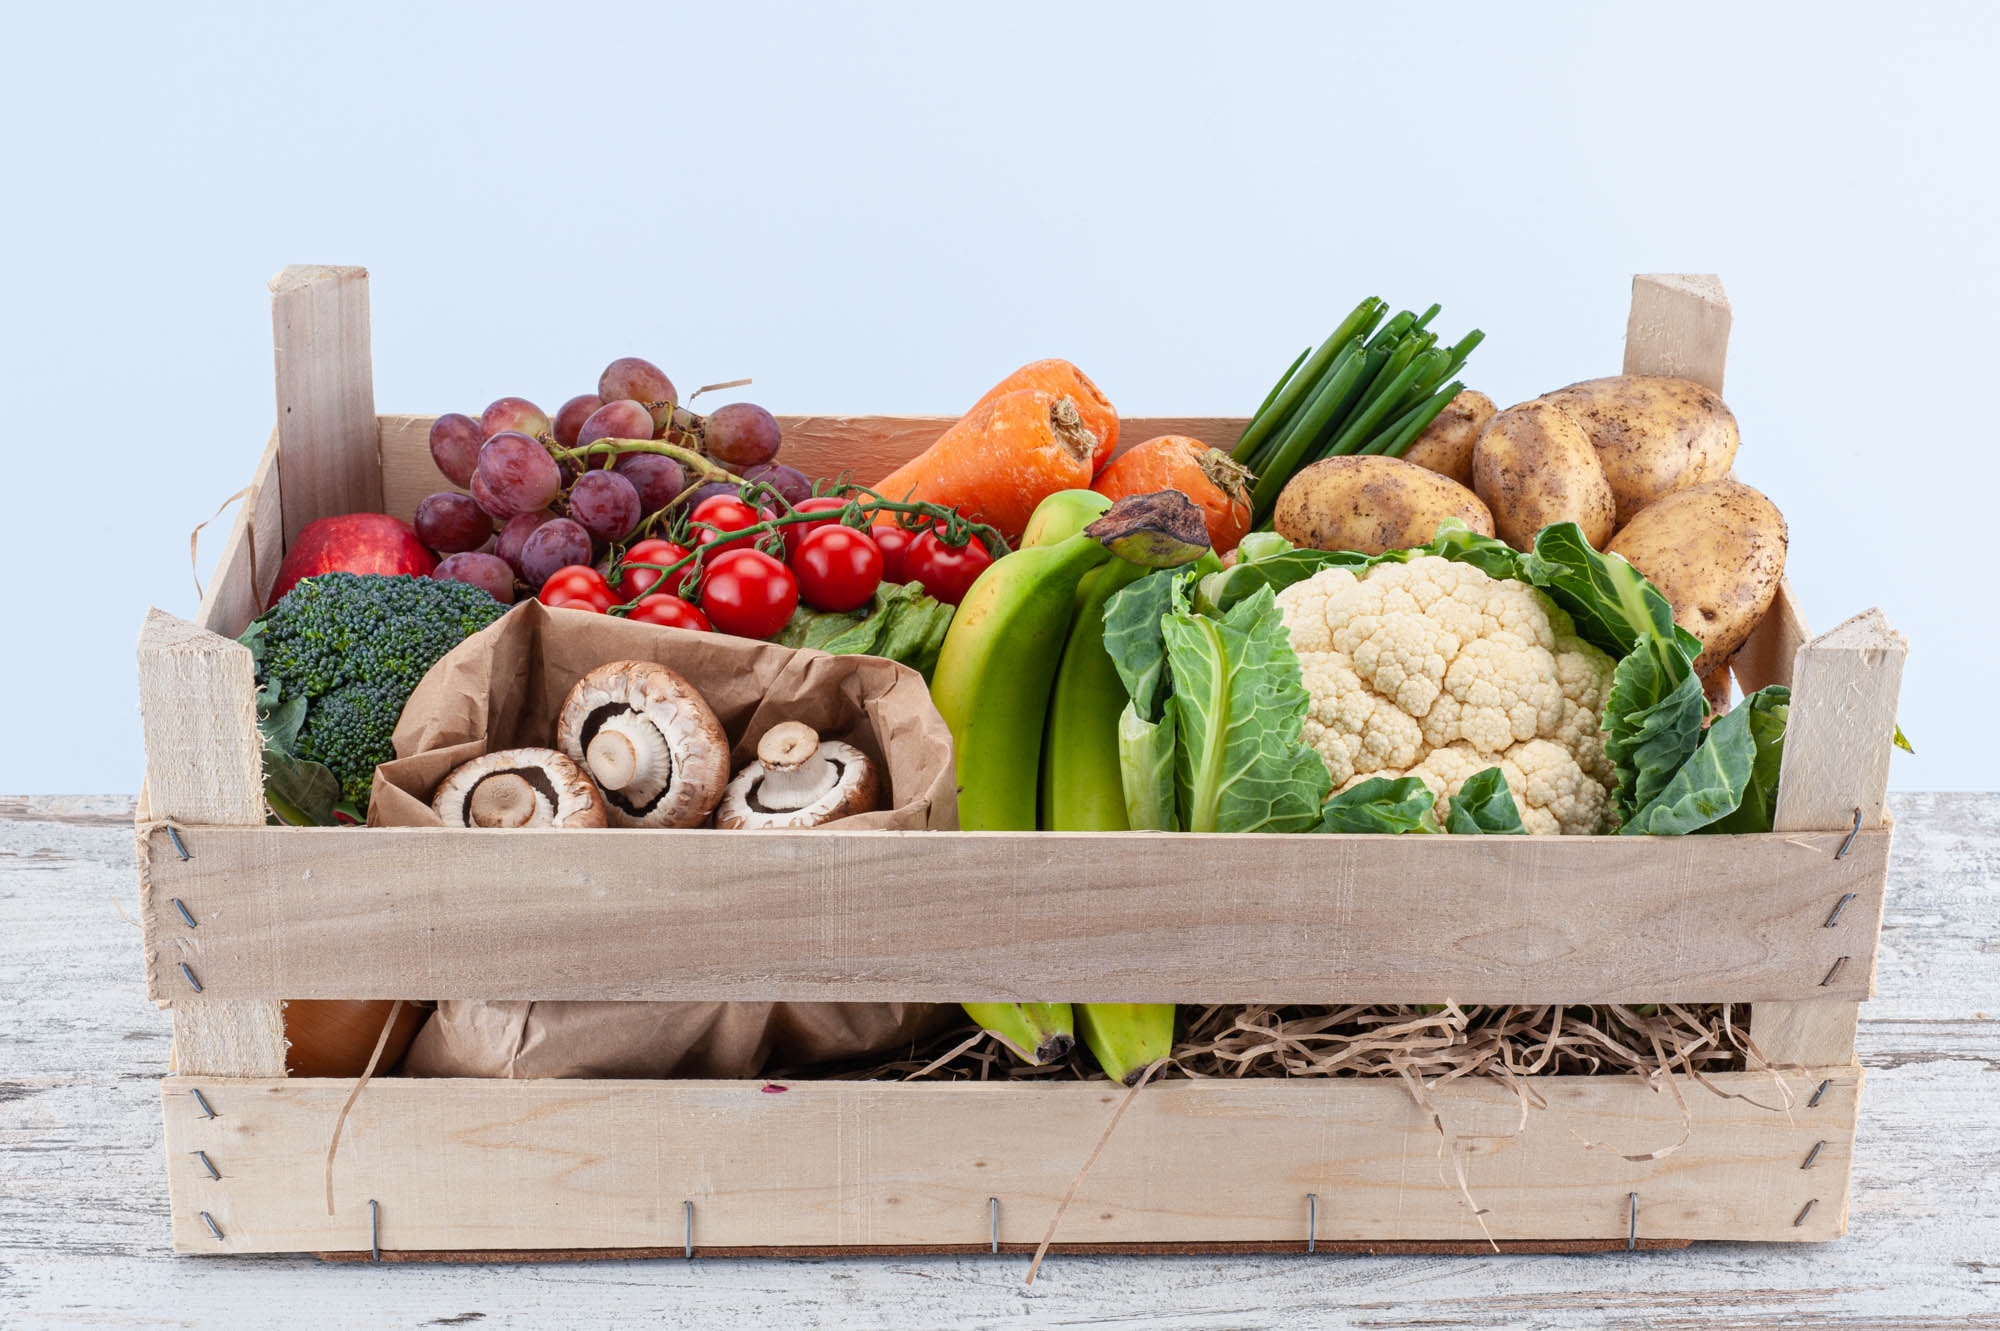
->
[1400,389,1496,487]
[1471,399,1616,551]
[1543,375,1738,527]
[1607,479,1787,673]
[1273,455,1494,556]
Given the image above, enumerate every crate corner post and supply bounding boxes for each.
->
[270,264,382,542]
[1623,273,1731,392]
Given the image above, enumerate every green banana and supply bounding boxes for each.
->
[1020,488,1113,547]
[961,1001,1075,1063]
[1076,1002,1174,1085]
[1040,559,1149,831]
[930,531,1112,830]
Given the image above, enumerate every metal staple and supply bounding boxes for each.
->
[1820,956,1850,988]
[684,1200,694,1259]
[201,1211,224,1241]
[370,1199,381,1262]
[179,961,204,993]
[989,1197,999,1254]
[1307,1193,1318,1253]
[1794,1198,1818,1227]
[1823,892,1857,928]
[167,826,191,861]
[172,898,197,928]
[1801,1141,1825,1170]
[191,1088,217,1119]
[1627,1192,1638,1251]
[1807,1078,1831,1109]
[193,1150,220,1180]
[1835,807,1862,859]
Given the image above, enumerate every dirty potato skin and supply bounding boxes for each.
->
[1544,375,1739,527]
[1400,389,1496,487]
[1471,399,1617,551]
[1607,479,1787,674]
[1273,455,1494,555]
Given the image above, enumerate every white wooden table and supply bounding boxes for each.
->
[3,794,1994,1329]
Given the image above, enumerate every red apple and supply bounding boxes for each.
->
[267,513,437,606]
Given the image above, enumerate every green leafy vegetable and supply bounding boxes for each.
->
[1117,702,1177,830]
[1445,767,1527,834]
[1645,685,1792,836]
[1162,581,1331,833]
[1317,777,1440,833]
[1103,568,1180,722]
[777,580,955,678]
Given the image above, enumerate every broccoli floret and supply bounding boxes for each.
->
[244,572,509,817]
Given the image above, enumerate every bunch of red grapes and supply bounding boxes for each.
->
[418,355,802,604]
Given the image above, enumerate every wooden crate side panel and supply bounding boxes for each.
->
[1752,606,1906,1067]
[271,265,380,541]
[160,1070,1857,1253]
[137,609,288,1077]
[1732,578,1808,694]
[375,414,1246,523]
[141,823,1886,1005]
[195,428,285,639]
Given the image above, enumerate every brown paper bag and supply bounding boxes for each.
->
[370,599,956,830]
[373,601,959,1079]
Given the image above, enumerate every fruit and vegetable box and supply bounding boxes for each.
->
[135,266,1905,1260]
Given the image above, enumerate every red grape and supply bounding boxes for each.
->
[577,399,655,450]
[414,491,493,554]
[553,394,603,448]
[473,432,561,518]
[568,469,643,543]
[704,402,782,468]
[741,462,811,507]
[481,396,552,441]
[434,552,516,603]
[428,413,484,486]
[518,517,593,589]
[614,452,685,512]
[496,510,557,574]
[598,357,677,431]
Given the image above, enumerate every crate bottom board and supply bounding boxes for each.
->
[163,1070,1857,1254]
[313,1237,1695,1262]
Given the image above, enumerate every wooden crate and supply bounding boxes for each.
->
[135,268,1904,1259]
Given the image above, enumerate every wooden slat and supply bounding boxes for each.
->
[1752,607,1906,1067]
[375,413,1246,523]
[140,823,1887,1005]
[161,1069,1857,1254]
[136,610,288,1077]
[271,265,380,542]
[1622,274,1732,393]
[1732,577,1808,694]
[195,428,285,637]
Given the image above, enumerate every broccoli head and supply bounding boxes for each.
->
[242,572,509,820]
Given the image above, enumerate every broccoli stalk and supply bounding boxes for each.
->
[241,573,509,823]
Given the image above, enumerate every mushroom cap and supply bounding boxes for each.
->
[716,733,880,830]
[555,660,730,828]
[432,747,607,829]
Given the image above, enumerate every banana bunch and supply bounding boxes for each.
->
[930,489,1202,1084]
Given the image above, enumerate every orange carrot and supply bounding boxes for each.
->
[965,360,1119,473]
[873,390,1099,542]
[1092,435,1255,554]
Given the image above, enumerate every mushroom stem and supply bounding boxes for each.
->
[752,724,840,810]
[468,773,538,828]
[587,730,639,790]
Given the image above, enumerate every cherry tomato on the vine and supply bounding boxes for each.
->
[626,594,712,632]
[782,496,853,561]
[700,548,799,639]
[792,525,883,612]
[870,523,919,584]
[539,565,615,613]
[906,530,993,605]
[613,538,694,600]
[690,496,774,559]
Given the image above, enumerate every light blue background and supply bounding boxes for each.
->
[1,2,1989,792]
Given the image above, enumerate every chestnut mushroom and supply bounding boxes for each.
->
[716,722,879,830]
[433,748,608,828]
[555,660,730,828]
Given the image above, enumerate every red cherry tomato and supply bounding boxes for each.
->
[870,523,919,583]
[906,530,993,606]
[690,495,774,559]
[539,565,615,613]
[700,549,799,639]
[626,594,712,632]
[613,538,694,600]
[782,496,853,561]
[792,525,883,612]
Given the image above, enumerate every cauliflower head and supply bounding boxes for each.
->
[1275,555,1618,834]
